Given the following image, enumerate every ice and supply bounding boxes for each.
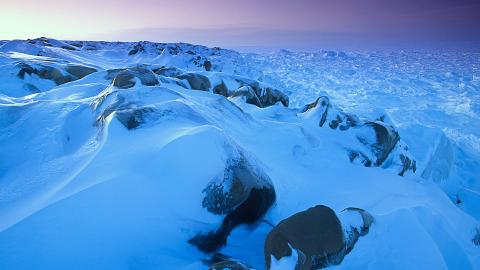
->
[0,39,479,269]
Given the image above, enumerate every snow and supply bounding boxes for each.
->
[0,39,479,269]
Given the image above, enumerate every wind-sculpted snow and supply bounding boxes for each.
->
[0,39,479,270]
[246,49,480,220]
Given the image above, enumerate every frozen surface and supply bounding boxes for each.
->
[0,39,479,269]
[246,50,480,218]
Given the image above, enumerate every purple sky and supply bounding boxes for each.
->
[1,0,479,50]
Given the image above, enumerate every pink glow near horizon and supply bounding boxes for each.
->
[1,0,479,49]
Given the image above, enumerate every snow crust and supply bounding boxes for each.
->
[0,39,479,269]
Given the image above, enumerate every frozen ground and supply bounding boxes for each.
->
[246,50,480,219]
[0,39,478,269]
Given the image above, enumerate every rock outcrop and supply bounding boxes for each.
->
[264,205,373,270]
[189,155,276,253]
[106,66,159,89]
[16,62,97,86]
[302,96,416,176]
[176,73,212,91]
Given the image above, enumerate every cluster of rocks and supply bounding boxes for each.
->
[107,65,289,109]
[190,157,374,269]
[301,96,416,176]
[16,62,97,92]
[105,66,159,89]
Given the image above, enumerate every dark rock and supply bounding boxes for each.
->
[22,83,40,93]
[17,63,77,85]
[128,43,145,56]
[301,96,330,127]
[302,96,359,130]
[65,65,97,79]
[348,150,372,167]
[473,228,480,246]
[264,205,374,269]
[61,45,77,51]
[360,122,400,166]
[399,154,417,176]
[205,253,253,270]
[204,60,212,71]
[189,157,276,253]
[115,107,155,130]
[16,63,35,79]
[231,86,262,107]
[177,73,211,91]
[152,66,183,77]
[264,205,344,269]
[230,84,289,108]
[107,66,159,89]
[262,87,289,107]
[213,81,229,97]
[113,71,136,89]
[36,65,75,85]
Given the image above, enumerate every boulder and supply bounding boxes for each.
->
[230,84,289,108]
[230,86,262,107]
[35,65,75,85]
[65,65,97,79]
[264,205,374,269]
[189,156,276,253]
[302,96,359,130]
[115,107,156,130]
[152,66,183,77]
[212,81,229,97]
[128,43,145,56]
[107,66,159,89]
[204,60,212,71]
[16,62,97,85]
[357,121,400,166]
[205,253,253,270]
[177,73,211,91]
[301,96,415,175]
[112,70,136,89]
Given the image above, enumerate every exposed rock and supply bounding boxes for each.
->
[115,107,156,130]
[152,66,183,77]
[128,43,145,55]
[204,60,212,71]
[301,96,358,129]
[348,150,372,167]
[264,205,374,269]
[357,121,400,166]
[399,154,417,176]
[189,156,276,253]
[22,83,40,93]
[302,96,414,175]
[261,87,289,107]
[177,73,211,91]
[205,253,253,270]
[65,65,97,79]
[212,81,229,96]
[113,71,136,89]
[35,65,75,85]
[473,228,480,246]
[264,205,343,269]
[229,84,289,108]
[16,62,96,86]
[230,86,263,107]
[107,66,159,89]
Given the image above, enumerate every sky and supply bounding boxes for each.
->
[1,0,479,51]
